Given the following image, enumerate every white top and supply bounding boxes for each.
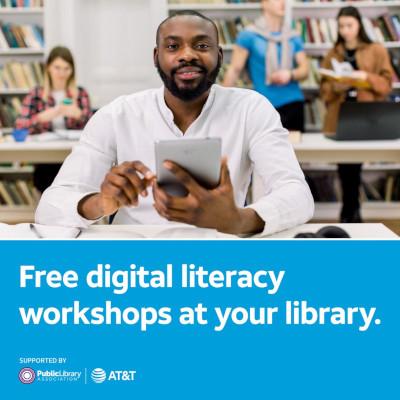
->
[51,90,66,130]
[35,85,314,235]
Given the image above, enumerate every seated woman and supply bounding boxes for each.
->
[15,46,93,193]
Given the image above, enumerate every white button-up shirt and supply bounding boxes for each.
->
[35,85,314,235]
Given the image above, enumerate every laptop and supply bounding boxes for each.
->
[327,102,400,140]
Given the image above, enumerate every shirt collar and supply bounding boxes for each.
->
[156,84,217,128]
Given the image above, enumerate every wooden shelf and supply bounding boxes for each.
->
[0,204,35,223]
[293,1,400,8]
[303,83,400,91]
[0,7,44,14]
[168,3,261,11]
[0,48,44,55]
[313,201,400,220]
[0,88,30,95]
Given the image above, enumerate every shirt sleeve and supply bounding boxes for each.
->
[14,87,46,134]
[35,105,117,228]
[244,94,314,235]
[292,35,304,54]
[235,29,254,52]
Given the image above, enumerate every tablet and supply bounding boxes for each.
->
[155,138,221,197]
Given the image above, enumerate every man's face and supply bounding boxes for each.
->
[154,16,222,101]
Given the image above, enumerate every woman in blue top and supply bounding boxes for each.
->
[223,0,309,131]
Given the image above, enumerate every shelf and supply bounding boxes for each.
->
[293,1,400,9]
[0,48,44,55]
[168,3,261,11]
[0,165,34,173]
[0,7,44,14]
[303,83,400,91]
[0,204,35,223]
[313,201,400,220]
[0,88,30,95]
[302,162,400,171]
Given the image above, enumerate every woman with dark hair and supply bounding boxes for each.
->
[320,6,393,222]
[15,46,92,193]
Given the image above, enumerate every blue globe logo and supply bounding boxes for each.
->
[91,368,107,383]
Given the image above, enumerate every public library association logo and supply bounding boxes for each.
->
[19,367,36,384]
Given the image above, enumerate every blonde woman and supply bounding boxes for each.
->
[15,46,92,192]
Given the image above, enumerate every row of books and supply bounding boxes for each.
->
[0,96,21,128]
[297,14,400,44]
[214,17,250,45]
[305,98,326,128]
[0,0,43,7]
[305,171,400,202]
[294,0,400,3]
[0,61,43,89]
[0,22,44,49]
[0,178,37,206]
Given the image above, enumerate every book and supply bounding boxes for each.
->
[318,58,371,89]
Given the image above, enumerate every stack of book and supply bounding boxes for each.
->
[0,0,43,7]
[0,22,44,49]
[0,61,43,89]
[0,96,22,128]
[301,57,321,88]
[0,178,37,206]
[305,97,326,128]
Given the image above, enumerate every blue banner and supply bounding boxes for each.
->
[2,240,398,399]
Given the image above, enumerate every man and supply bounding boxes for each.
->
[35,11,314,235]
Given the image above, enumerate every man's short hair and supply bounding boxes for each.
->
[156,10,219,46]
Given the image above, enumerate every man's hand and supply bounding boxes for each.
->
[152,158,264,234]
[78,161,155,220]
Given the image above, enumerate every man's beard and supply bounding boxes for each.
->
[156,57,221,101]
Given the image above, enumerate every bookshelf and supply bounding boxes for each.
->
[166,0,400,221]
[0,0,45,223]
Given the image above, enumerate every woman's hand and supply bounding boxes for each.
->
[351,70,368,81]
[36,106,62,123]
[59,102,83,119]
[270,69,291,85]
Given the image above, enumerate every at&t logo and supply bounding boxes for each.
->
[90,367,136,383]
[91,368,107,383]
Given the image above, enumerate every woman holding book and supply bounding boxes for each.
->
[320,6,393,223]
[15,46,92,193]
[223,0,309,131]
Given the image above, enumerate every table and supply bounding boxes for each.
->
[0,140,75,163]
[0,223,397,239]
[1,133,399,164]
[293,133,400,163]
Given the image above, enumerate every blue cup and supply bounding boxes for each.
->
[12,128,29,142]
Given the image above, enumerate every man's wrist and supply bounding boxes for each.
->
[227,208,265,235]
[78,193,104,220]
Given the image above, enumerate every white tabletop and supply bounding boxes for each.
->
[0,223,397,239]
[1,133,399,163]
[293,133,400,163]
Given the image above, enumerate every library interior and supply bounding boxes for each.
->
[0,0,399,239]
